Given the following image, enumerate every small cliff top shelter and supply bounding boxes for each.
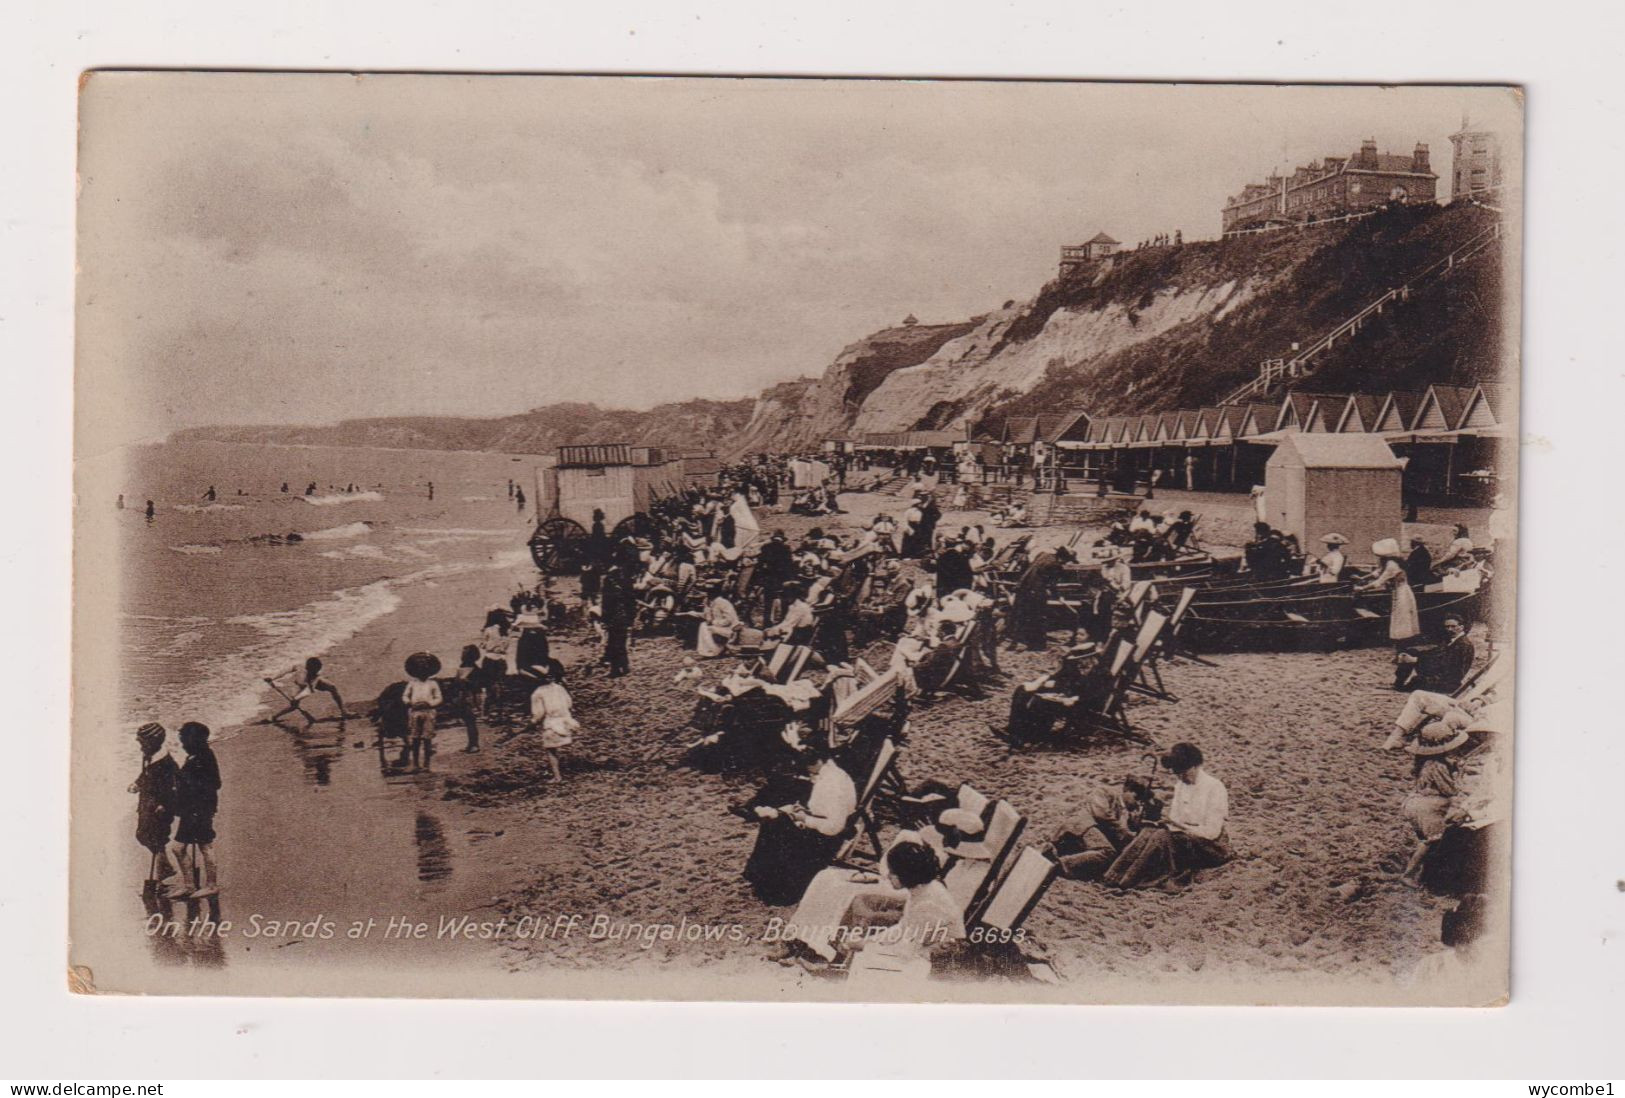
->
[1264,433,1404,564]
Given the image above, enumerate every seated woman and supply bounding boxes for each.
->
[780,834,966,973]
[1102,742,1230,889]
[1397,721,1470,885]
[1433,524,1475,573]
[693,588,742,658]
[765,581,817,647]
[742,739,858,906]
[1005,641,1108,745]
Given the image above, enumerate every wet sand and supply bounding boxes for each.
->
[94,485,1497,1001]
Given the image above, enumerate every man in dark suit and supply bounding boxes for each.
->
[600,563,637,677]
[1405,537,1435,587]
[1396,613,1475,693]
[934,539,974,598]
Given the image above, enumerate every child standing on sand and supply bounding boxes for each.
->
[528,666,577,782]
[130,722,183,892]
[173,722,222,899]
[403,653,444,770]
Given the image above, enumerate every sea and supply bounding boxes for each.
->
[103,440,546,743]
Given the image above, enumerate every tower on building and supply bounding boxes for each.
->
[1448,114,1503,199]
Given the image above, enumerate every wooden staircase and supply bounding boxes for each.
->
[1220,219,1503,405]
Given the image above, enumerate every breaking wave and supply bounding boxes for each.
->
[301,491,384,506]
[304,521,375,541]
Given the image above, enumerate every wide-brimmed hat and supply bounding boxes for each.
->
[1320,533,1349,546]
[405,651,442,679]
[1407,722,1471,756]
[937,807,985,836]
[1064,641,1100,659]
[1371,538,1405,559]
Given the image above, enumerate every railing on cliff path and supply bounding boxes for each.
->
[1218,219,1503,405]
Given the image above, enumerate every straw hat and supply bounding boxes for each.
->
[404,651,442,679]
[1064,641,1101,659]
[1371,538,1405,559]
[1406,721,1471,756]
[1320,533,1349,546]
[937,808,985,837]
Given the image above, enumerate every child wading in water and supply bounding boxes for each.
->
[173,722,222,899]
[528,665,578,782]
[130,722,183,893]
[403,652,444,770]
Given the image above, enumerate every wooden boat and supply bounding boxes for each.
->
[1181,590,1481,653]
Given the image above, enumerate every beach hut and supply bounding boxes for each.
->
[1264,433,1405,565]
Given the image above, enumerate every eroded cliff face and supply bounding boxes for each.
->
[848,278,1255,434]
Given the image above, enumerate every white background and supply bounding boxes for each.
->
[4,0,1622,1080]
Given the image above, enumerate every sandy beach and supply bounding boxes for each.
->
[69,481,1505,1003]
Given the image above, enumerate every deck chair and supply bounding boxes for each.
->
[832,669,900,728]
[1065,635,1156,744]
[893,780,987,829]
[943,800,1026,926]
[1131,607,1180,700]
[1152,585,1216,668]
[834,737,906,866]
[753,642,813,685]
[974,845,1060,937]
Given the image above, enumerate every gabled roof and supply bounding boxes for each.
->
[1035,411,1076,444]
[1211,406,1248,439]
[1045,408,1093,443]
[1374,391,1424,433]
[1266,432,1404,470]
[1413,385,1475,432]
[1335,394,1384,434]
[1239,404,1279,437]
[1154,413,1177,442]
[1135,414,1158,442]
[1277,392,1317,432]
[1298,392,1347,433]
[1085,231,1120,245]
[1458,384,1512,430]
[1001,416,1038,445]
[1173,411,1199,440]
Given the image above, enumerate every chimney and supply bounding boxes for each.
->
[1413,142,1430,173]
[1360,138,1378,168]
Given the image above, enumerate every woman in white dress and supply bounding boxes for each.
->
[1358,538,1422,670]
[528,667,578,782]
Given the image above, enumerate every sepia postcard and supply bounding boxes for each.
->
[72,73,1522,1004]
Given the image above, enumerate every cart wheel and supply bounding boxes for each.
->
[529,517,588,573]
[612,513,654,542]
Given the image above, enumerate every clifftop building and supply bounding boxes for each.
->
[1058,231,1120,273]
[1448,118,1503,199]
[1222,139,1439,235]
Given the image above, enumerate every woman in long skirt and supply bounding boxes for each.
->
[1360,539,1421,685]
[743,743,857,906]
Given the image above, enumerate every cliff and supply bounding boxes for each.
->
[175,398,760,456]
[179,203,1503,459]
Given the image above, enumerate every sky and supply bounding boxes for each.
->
[75,76,1520,443]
